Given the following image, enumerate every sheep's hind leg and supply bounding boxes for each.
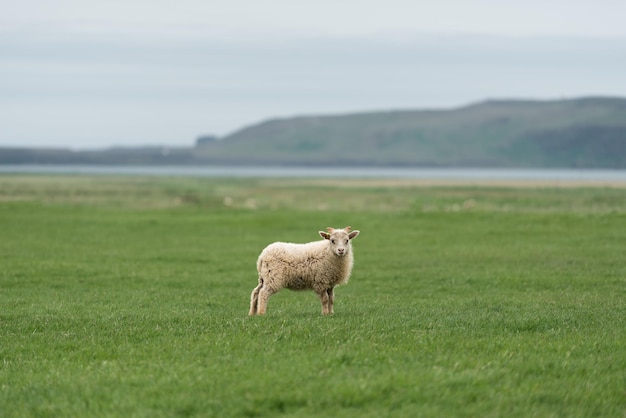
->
[249,281,263,316]
[257,286,274,315]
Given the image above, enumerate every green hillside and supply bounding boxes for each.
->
[2,97,625,168]
[196,97,626,168]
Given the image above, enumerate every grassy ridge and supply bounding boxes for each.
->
[1,176,625,417]
[197,97,626,168]
[3,97,626,168]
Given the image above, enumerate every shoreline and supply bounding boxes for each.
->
[1,165,625,188]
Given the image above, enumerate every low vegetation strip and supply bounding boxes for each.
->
[0,175,624,417]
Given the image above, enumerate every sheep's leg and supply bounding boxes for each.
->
[249,281,263,316]
[317,290,331,315]
[327,287,335,314]
[257,286,274,315]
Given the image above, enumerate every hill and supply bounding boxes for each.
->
[2,97,626,168]
[196,97,626,168]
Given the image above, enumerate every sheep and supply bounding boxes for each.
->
[249,226,360,316]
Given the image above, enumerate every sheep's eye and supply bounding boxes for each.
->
[331,239,335,244]
[345,240,349,244]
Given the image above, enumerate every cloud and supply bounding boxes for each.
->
[2,6,626,148]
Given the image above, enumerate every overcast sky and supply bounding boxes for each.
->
[2,0,626,149]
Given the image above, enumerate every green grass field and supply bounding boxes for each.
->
[1,175,625,417]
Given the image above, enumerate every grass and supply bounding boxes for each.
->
[1,175,625,417]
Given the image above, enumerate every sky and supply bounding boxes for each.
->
[2,0,626,149]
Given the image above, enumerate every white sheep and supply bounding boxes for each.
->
[249,226,360,315]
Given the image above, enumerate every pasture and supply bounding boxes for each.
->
[0,175,625,417]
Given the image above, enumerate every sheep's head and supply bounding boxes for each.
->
[319,226,360,257]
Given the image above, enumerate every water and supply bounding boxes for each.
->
[1,164,625,182]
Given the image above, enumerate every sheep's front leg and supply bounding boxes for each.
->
[327,287,335,314]
[317,289,333,315]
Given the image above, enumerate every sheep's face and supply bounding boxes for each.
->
[319,226,360,257]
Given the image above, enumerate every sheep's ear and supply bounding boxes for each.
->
[326,227,334,233]
[348,230,360,240]
[319,231,331,240]
[344,226,352,232]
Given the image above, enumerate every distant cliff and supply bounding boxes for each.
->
[3,97,626,168]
